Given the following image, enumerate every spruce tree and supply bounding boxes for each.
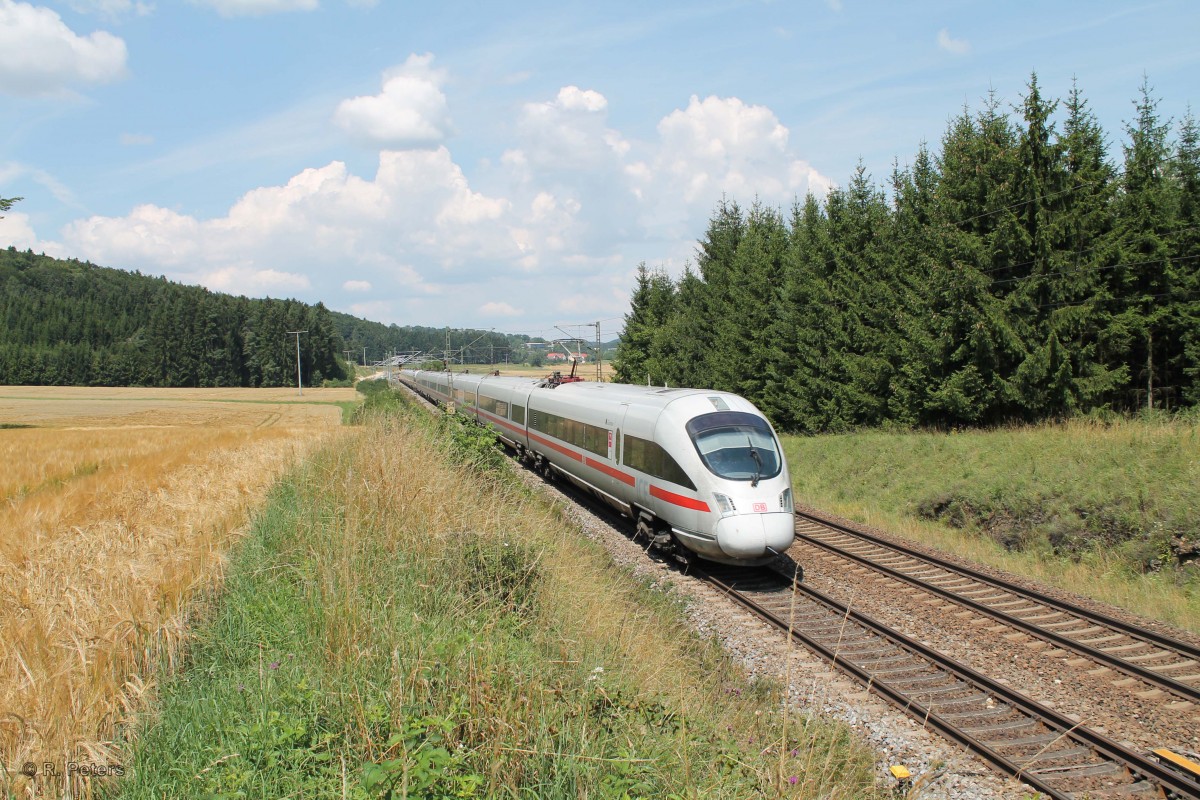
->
[693,198,747,390]
[887,144,943,426]
[1049,79,1126,410]
[1170,110,1200,403]
[612,264,659,385]
[1111,79,1176,410]
[773,194,835,432]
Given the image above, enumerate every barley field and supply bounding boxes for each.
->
[0,386,354,778]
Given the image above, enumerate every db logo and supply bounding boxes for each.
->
[752,502,768,513]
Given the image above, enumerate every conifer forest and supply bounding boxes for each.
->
[0,250,521,388]
[614,77,1200,432]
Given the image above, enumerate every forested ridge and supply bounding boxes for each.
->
[614,77,1200,432]
[329,312,529,368]
[0,248,349,387]
[0,249,521,387]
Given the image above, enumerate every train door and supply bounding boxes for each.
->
[510,385,533,449]
[603,404,629,499]
[620,407,659,512]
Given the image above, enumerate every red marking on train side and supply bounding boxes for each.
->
[527,431,584,462]
[753,502,768,513]
[476,409,632,485]
[476,408,525,436]
[584,456,636,486]
[649,485,711,512]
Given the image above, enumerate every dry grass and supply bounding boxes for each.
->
[0,386,353,775]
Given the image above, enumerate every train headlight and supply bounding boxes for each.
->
[779,487,793,513]
[713,492,737,517]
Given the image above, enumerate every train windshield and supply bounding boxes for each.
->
[685,412,782,483]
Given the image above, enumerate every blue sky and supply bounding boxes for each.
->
[1,0,1197,342]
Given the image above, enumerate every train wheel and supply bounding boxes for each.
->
[634,514,654,543]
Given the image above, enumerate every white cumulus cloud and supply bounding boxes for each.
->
[511,86,628,172]
[634,95,832,234]
[0,212,39,250]
[24,79,834,331]
[0,0,128,96]
[55,148,518,300]
[937,28,970,55]
[206,265,311,293]
[479,301,522,317]
[334,54,453,149]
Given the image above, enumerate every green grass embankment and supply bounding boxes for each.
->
[782,415,1200,633]
[109,390,877,799]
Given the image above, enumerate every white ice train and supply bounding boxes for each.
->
[397,369,795,566]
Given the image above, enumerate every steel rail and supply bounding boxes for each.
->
[696,565,1200,800]
[793,518,1200,704]
[795,509,1200,664]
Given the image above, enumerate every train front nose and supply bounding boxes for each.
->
[714,513,795,560]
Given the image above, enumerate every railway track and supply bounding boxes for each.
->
[792,509,1200,707]
[695,562,1200,799]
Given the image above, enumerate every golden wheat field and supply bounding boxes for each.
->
[0,386,355,777]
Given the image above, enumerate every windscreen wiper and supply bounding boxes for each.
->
[748,436,762,487]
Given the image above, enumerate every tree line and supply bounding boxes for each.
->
[0,246,542,387]
[613,76,1200,432]
[329,312,531,368]
[0,248,347,387]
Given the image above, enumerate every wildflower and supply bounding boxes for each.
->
[269,661,281,670]
[789,776,798,785]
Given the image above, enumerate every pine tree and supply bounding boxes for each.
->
[717,202,788,405]
[1170,110,1200,403]
[1046,79,1126,410]
[929,100,1023,423]
[821,165,895,428]
[693,198,747,390]
[886,144,943,426]
[1007,72,1083,417]
[777,193,838,432]
[1111,79,1176,410]
[612,264,660,385]
[655,266,711,389]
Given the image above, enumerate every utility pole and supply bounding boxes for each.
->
[593,321,602,382]
[288,330,308,396]
[362,347,367,367]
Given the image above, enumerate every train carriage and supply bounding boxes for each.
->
[397,369,794,566]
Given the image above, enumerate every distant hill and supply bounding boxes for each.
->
[0,248,348,387]
[328,311,530,367]
[0,247,542,387]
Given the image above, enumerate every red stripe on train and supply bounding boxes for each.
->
[526,431,584,462]
[649,485,711,512]
[476,408,525,436]
[477,409,637,487]
[584,456,636,486]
